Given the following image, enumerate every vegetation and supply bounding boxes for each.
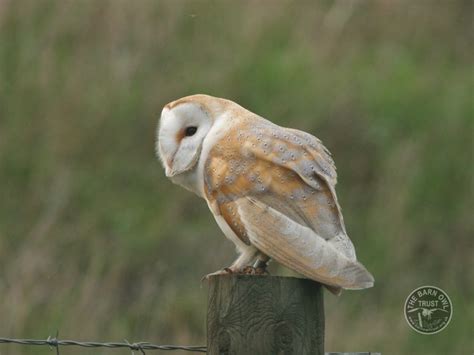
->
[0,1,472,354]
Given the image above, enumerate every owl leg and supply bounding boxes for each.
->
[240,253,270,275]
[252,253,271,275]
[229,247,259,272]
[202,247,258,280]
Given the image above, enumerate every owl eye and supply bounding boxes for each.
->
[184,126,198,137]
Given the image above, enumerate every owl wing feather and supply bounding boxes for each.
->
[236,196,374,289]
[283,127,338,186]
[204,119,373,288]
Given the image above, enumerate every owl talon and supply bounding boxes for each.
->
[255,267,269,275]
[239,265,269,275]
[252,258,269,275]
[241,266,255,274]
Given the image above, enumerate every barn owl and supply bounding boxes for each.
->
[157,94,374,293]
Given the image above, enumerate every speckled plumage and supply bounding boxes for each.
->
[157,94,374,292]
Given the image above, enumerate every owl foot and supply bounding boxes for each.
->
[241,265,269,275]
[201,263,269,282]
[201,267,234,282]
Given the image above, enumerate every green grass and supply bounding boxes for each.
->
[0,1,472,354]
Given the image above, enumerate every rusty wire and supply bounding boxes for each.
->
[0,336,206,354]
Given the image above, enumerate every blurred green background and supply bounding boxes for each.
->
[0,1,472,354]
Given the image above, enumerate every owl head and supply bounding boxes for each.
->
[157,95,223,178]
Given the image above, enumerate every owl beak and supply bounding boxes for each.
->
[166,157,173,170]
[166,167,178,177]
[165,157,177,177]
[166,154,185,177]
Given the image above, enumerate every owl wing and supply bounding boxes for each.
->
[204,120,373,288]
[237,196,373,289]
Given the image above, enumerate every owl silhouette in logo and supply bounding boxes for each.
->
[157,94,374,294]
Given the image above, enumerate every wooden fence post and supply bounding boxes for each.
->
[207,274,324,355]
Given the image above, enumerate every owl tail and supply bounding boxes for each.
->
[334,259,374,290]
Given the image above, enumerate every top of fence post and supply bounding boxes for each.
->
[207,274,325,355]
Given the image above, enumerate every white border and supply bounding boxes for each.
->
[404,285,453,335]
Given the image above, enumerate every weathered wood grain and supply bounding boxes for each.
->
[207,274,324,355]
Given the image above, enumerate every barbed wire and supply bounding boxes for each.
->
[0,336,207,354]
